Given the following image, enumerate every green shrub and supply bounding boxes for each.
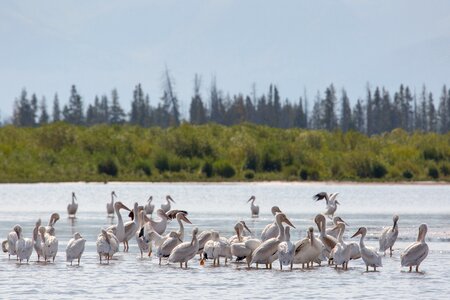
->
[135,161,152,176]
[213,161,236,178]
[428,166,439,179]
[423,148,443,161]
[244,170,255,180]
[261,151,282,172]
[371,161,387,178]
[402,170,413,179]
[299,169,308,180]
[98,158,118,177]
[440,164,449,176]
[154,152,169,173]
[201,161,213,178]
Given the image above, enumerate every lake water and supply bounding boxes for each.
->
[0,182,449,299]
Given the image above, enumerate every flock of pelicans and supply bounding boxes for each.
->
[2,191,429,273]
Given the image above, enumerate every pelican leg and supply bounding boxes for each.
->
[389,247,393,257]
[78,257,81,266]
[409,266,412,272]
[270,263,272,269]
[280,262,282,270]
[107,255,110,264]
[256,263,259,269]
[99,254,102,264]
[225,257,228,265]
[302,263,304,269]
[185,262,188,268]
[217,257,220,265]
[290,262,293,270]
[53,256,55,263]
[180,262,183,268]
[416,265,420,272]
[366,265,369,272]
[70,260,73,266]
[374,266,376,272]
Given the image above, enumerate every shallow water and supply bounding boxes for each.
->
[0,182,449,299]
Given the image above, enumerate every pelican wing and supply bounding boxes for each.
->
[361,247,382,267]
[66,238,86,260]
[166,210,188,220]
[158,236,181,257]
[251,238,280,264]
[261,222,278,241]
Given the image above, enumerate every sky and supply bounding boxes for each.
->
[1,0,450,121]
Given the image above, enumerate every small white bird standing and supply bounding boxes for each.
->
[67,192,78,217]
[352,227,382,272]
[144,196,154,215]
[2,225,21,260]
[161,195,175,213]
[278,226,295,270]
[247,196,259,218]
[39,226,58,262]
[401,223,429,272]
[33,219,43,262]
[96,229,119,264]
[379,215,399,257]
[106,191,117,217]
[66,232,86,266]
[169,227,199,268]
[293,227,323,268]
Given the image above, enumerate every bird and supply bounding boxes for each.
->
[32,219,43,262]
[260,206,283,241]
[66,232,86,266]
[106,201,131,251]
[136,209,151,258]
[161,195,175,213]
[96,229,119,264]
[228,221,252,245]
[247,195,259,218]
[197,230,214,259]
[278,226,295,270]
[39,226,58,262]
[230,221,260,263]
[122,202,140,252]
[202,231,219,265]
[314,214,338,263]
[326,216,348,239]
[46,213,60,235]
[330,221,359,270]
[67,192,78,217]
[250,213,295,269]
[144,195,154,215]
[15,225,33,264]
[401,223,429,272]
[313,192,340,219]
[379,215,399,257]
[169,227,199,268]
[352,227,382,272]
[106,191,117,217]
[202,231,232,266]
[145,209,169,235]
[2,225,21,260]
[293,227,323,269]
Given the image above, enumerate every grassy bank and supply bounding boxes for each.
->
[0,123,449,182]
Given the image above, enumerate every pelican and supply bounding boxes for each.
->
[352,227,382,272]
[106,201,131,251]
[330,221,359,270]
[315,214,338,263]
[146,209,169,235]
[106,191,117,217]
[313,192,340,219]
[202,231,219,265]
[293,227,323,268]
[401,223,429,272]
[161,195,175,213]
[2,225,21,260]
[247,196,259,218]
[144,195,154,215]
[260,206,283,241]
[33,219,43,261]
[136,209,151,258]
[154,212,192,264]
[67,192,78,217]
[250,213,295,269]
[66,232,86,266]
[327,216,348,239]
[96,229,119,264]
[15,225,33,264]
[169,227,199,268]
[278,226,295,270]
[46,213,60,235]
[228,221,252,244]
[39,226,58,262]
[122,202,140,252]
[379,215,399,257]
[197,230,213,258]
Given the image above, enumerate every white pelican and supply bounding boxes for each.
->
[278,226,295,270]
[169,227,199,268]
[247,195,259,218]
[228,221,252,245]
[39,226,58,262]
[67,192,78,217]
[106,191,117,217]
[161,195,175,213]
[96,229,119,264]
[15,225,33,264]
[2,224,20,260]
[144,195,154,215]
[313,192,340,219]
[122,202,140,252]
[46,213,60,235]
[146,209,169,235]
[401,223,429,272]
[315,214,338,263]
[260,206,283,241]
[352,227,382,272]
[330,221,359,269]
[379,215,399,257]
[202,231,232,266]
[327,216,348,239]
[33,219,43,261]
[250,213,295,269]
[106,201,131,251]
[197,230,213,258]
[202,231,219,265]
[230,222,260,263]
[293,227,323,268]
[136,210,151,258]
[66,232,86,266]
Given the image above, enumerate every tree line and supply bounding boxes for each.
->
[9,73,450,134]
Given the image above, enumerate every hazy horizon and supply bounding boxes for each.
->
[1,0,449,121]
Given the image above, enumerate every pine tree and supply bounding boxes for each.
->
[437,85,448,133]
[52,94,61,122]
[39,97,49,125]
[189,74,207,125]
[340,89,352,132]
[353,99,365,133]
[109,89,126,124]
[12,88,35,127]
[428,92,437,132]
[63,85,84,125]
[322,85,338,131]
